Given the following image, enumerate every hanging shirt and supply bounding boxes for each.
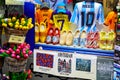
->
[44,0,68,10]
[70,1,104,32]
[51,10,71,31]
[35,9,53,28]
[104,11,117,31]
[34,0,42,4]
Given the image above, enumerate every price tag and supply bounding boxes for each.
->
[5,0,25,5]
[9,35,25,44]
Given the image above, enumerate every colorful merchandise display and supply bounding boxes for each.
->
[35,1,116,51]
[33,0,116,80]
[0,0,118,80]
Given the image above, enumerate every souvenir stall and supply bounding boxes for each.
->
[0,0,118,80]
[34,0,116,80]
[0,0,34,79]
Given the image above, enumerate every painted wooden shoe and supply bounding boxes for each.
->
[60,31,67,45]
[66,31,73,46]
[80,30,87,48]
[73,30,80,46]
[39,22,47,43]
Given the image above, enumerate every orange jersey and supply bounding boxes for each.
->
[104,11,117,31]
[35,9,53,28]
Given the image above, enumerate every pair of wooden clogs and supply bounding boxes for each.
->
[99,31,115,50]
[86,32,99,49]
[60,31,73,46]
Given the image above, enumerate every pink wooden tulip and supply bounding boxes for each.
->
[5,50,11,54]
[26,44,30,48]
[0,49,5,53]
[18,46,21,50]
[11,53,16,58]
[16,49,20,54]
[20,43,24,49]
[24,54,28,59]
[23,48,26,52]
[16,55,20,59]
[28,50,32,55]
[8,48,13,52]
[12,51,15,54]
[22,50,26,55]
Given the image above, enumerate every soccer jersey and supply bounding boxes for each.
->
[51,10,71,31]
[104,11,117,31]
[34,0,42,4]
[70,1,104,32]
[44,0,68,10]
[35,9,53,28]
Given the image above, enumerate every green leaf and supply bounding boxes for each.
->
[13,45,17,51]
[0,52,9,57]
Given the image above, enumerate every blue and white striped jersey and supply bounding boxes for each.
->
[44,0,68,10]
[34,0,42,4]
[70,1,104,32]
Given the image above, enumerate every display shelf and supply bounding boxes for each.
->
[35,43,114,57]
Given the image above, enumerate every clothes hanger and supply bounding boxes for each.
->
[40,2,50,10]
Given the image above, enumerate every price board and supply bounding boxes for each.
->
[5,0,25,5]
[8,35,25,44]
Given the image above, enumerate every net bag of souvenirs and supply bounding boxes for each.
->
[4,57,27,72]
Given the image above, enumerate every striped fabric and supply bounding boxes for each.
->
[70,1,104,32]
[44,0,68,10]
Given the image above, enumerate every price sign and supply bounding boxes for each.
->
[9,35,25,44]
[5,0,25,5]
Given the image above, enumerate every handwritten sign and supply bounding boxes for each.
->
[9,35,25,43]
[5,0,25,5]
